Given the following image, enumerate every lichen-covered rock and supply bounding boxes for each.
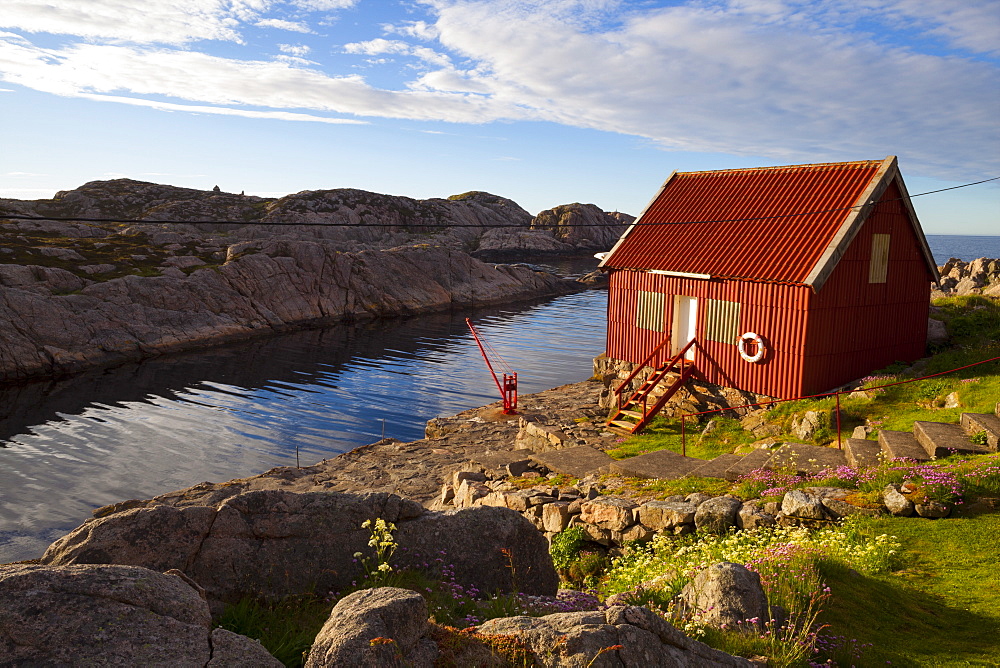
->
[914,501,952,518]
[0,563,280,667]
[883,483,915,517]
[637,500,697,531]
[476,605,754,667]
[694,496,742,533]
[305,588,436,668]
[780,489,828,520]
[736,500,777,529]
[580,496,639,532]
[681,563,769,629]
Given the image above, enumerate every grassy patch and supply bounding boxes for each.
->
[818,512,1000,666]
[216,594,332,667]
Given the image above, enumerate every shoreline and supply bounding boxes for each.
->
[0,244,588,385]
[82,377,612,524]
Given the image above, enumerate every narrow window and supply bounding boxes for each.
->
[869,234,890,283]
[635,291,665,332]
[705,299,741,343]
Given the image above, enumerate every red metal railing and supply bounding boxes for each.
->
[615,337,695,409]
[677,355,1000,456]
[466,318,517,414]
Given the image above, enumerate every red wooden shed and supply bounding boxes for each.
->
[598,156,939,423]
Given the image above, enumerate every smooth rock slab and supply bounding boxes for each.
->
[42,490,557,608]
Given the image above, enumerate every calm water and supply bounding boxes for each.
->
[926,235,1000,264]
[0,260,607,563]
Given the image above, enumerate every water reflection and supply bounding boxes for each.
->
[0,281,607,562]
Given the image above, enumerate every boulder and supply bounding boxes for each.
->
[42,490,557,607]
[580,496,639,531]
[681,563,769,629]
[780,489,827,520]
[821,498,882,519]
[883,484,915,517]
[736,500,777,529]
[914,501,952,518]
[791,411,825,441]
[305,587,436,668]
[694,496,742,533]
[0,563,280,666]
[926,318,949,346]
[637,500,697,531]
[476,605,754,667]
[542,501,573,533]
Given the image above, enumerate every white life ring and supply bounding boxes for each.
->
[738,332,767,363]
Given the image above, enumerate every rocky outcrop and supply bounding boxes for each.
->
[531,203,633,250]
[0,563,280,666]
[933,257,1000,297]
[0,242,580,382]
[0,179,632,382]
[41,490,558,609]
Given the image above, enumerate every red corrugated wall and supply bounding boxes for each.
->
[606,182,933,398]
[800,181,932,392]
[606,270,812,397]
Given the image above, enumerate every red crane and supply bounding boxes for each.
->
[465,318,517,414]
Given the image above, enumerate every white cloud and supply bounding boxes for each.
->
[256,18,314,33]
[0,39,522,123]
[383,20,440,40]
[412,0,998,179]
[6,171,47,176]
[290,0,357,10]
[875,0,1000,56]
[0,0,266,44]
[343,38,451,67]
[0,0,995,183]
[77,92,370,124]
[278,43,312,56]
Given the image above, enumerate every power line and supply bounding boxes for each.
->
[1,176,996,229]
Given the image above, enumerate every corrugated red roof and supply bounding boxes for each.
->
[601,159,888,285]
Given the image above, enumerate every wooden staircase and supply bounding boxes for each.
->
[606,338,696,435]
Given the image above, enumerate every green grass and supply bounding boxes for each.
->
[216,594,333,667]
[818,511,1000,666]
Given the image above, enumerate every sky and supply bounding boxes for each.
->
[0,0,997,234]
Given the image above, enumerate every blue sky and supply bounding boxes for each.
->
[1,0,997,233]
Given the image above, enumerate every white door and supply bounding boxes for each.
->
[672,296,698,360]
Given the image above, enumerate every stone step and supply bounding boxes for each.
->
[763,443,847,475]
[845,438,882,468]
[529,445,615,478]
[961,413,1000,451]
[685,453,744,480]
[723,447,774,481]
[606,449,704,480]
[878,430,932,461]
[914,420,993,457]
